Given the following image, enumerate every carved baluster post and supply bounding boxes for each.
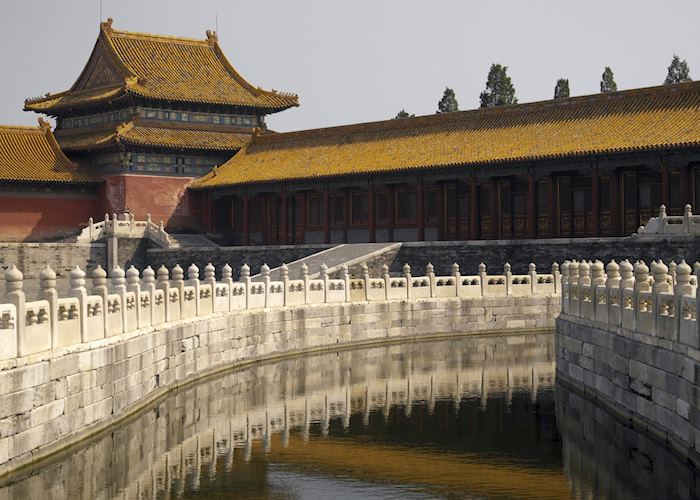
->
[88,217,94,239]
[361,263,370,301]
[504,263,512,296]
[172,264,185,316]
[340,264,350,302]
[684,204,693,233]
[156,266,171,321]
[528,263,537,295]
[204,263,216,313]
[669,260,678,287]
[452,263,461,297]
[261,264,270,308]
[568,261,580,317]
[651,260,670,337]
[221,263,233,311]
[110,266,127,333]
[675,260,693,341]
[187,264,201,315]
[560,261,570,312]
[240,263,251,309]
[142,266,156,325]
[92,265,109,334]
[39,265,58,348]
[281,263,289,306]
[300,263,309,305]
[634,260,651,333]
[478,262,487,297]
[590,261,605,318]
[126,266,141,327]
[69,266,89,342]
[4,266,24,357]
[605,260,620,325]
[552,262,560,294]
[403,263,412,300]
[320,263,329,303]
[381,264,390,300]
[426,263,436,298]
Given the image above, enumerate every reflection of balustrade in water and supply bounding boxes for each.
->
[0,335,554,499]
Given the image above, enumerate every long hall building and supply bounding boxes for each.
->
[193,81,700,245]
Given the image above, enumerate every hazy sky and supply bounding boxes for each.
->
[1,0,698,132]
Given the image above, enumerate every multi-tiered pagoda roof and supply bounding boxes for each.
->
[25,18,298,115]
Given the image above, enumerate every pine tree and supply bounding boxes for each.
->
[437,88,459,113]
[394,109,415,119]
[664,55,692,85]
[554,78,570,99]
[600,67,617,93]
[479,64,518,108]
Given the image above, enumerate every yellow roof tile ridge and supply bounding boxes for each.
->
[250,80,700,147]
[0,124,44,133]
[104,18,211,46]
[98,20,139,81]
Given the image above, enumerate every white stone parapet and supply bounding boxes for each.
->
[560,258,699,347]
[635,204,700,237]
[76,212,173,247]
[0,261,559,361]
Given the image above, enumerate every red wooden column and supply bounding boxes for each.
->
[388,186,395,241]
[242,193,250,246]
[417,183,425,241]
[527,171,536,239]
[323,188,330,244]
[280,192,288,245]
[470,177,478,240]
[661,163,670,207]
[547,175,556,237]
[299,193,307,244]
[591,166,600,237]
[368,186,376,243]
[609,172,620,236]
[229,197,235,232]
[680,164,691,207]
[210,195,216,233]
[489,180,498,239]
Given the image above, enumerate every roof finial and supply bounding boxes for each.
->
[102,17,113,31]
[206,29,218,46]
[37,117,50,131]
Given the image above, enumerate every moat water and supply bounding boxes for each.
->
[1,332,698,499]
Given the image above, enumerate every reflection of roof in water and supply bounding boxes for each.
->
[264,435,570,499]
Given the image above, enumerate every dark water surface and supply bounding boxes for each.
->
[1,332,698,499]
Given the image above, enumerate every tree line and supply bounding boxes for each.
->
[394,55,692,119]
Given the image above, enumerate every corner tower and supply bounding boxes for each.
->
[25,19,298,228]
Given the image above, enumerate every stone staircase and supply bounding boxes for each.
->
[251,242,401,281]
[167,234,218,248]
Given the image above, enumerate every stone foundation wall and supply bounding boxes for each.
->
[556,315,700,467]
[147,245,331,279]
[392,237,700,275]
[0,294,558,477]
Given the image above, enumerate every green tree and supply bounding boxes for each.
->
[437,88,459,113]
[554,78,570,99]
[600,67,617,93]
[394,109,415,119]
[479,64,518,108]
[664,54,692,84]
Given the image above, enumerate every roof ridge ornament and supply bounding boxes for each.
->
[206,30,218,46]
[101,18,114,31]
[37,117,51,131]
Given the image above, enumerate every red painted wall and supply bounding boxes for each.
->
[103,174,198,231]
[0,192,101,241]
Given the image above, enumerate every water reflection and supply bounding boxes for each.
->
[556,381,700,500]
[1,332,697,499]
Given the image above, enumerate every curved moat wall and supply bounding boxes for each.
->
[0,294,558,477]
[556,259,700,468]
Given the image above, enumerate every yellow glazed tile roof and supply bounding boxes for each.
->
[56,122,252,152]
[194,81,700,189]
[0,120,100,183]
[25,19,298,114]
